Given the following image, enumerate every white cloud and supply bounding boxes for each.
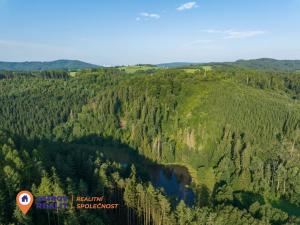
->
[177,2,198,11]
[202,29,266,39]
[139,12,160,19]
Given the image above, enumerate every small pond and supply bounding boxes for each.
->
[148,164,195,206]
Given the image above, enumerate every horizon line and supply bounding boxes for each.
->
[1,57,300,67]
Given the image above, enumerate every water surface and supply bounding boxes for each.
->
[148,165,195,206]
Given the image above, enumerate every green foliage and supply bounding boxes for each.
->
[0,69,124,139]
[0,60,99,71]
[0,66,299,224]
[117,65,160,74]
[229,58,300,71]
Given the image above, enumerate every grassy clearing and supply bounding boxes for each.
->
[69,71,77,77]
[202,66,212,71]
[197,167,216,191]
[117,65,160,73]
[182,66,212,74]
[183,68,200,73]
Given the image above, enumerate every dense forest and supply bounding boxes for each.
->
[227,59,300,71]
[0,65,299,225]
[158,58,300,72]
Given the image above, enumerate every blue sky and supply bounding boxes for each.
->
[0,0,300,65]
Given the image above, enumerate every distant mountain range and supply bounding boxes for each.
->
[0,60,99,71]
[227,58,300,71]
[157,58,300,71]
[1,58,300,71]
[156,62,200,68]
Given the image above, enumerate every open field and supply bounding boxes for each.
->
[117,65,160,73]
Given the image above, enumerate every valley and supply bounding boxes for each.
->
[0,62,300,225]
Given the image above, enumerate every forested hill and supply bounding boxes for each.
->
[228,58,300,71]
[156,62,199,68]
[0,59,99,71]
[0,67,299,225]
[157,58,300,71]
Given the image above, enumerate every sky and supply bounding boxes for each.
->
[0,0,300,65]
